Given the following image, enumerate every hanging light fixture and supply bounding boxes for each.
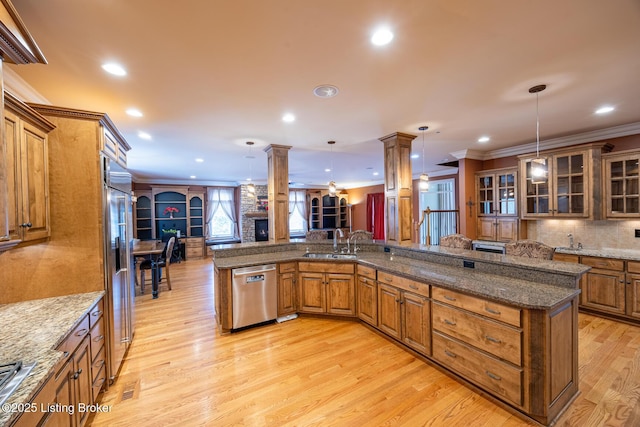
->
[418,126,429,191]
[246,141,256,197]
[529,84,548,184]
[327,140,337,196]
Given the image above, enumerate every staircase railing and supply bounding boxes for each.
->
[415,208,460,245]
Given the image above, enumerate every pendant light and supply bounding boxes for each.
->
[328,140,337,196]
[246,141,256,197]
[418,126,429,191]
[529,84,548,184]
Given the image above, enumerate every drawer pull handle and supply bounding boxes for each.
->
[94,334,104,342]
[63,351,70,358]
[485,335,502,344]
[444,319,456,326]
[485,307,501,315]
[409,284,419,290]
[92,310,103,317]
[383,276,393,282]
[94,359,106,368]
[75,328,88,337]
[486,371,502,381]
[443,295,456,302]
[444,350,457,358]
[73,368,83,380]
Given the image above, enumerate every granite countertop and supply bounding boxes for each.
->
[555,247,640,261]
[0,291,104,427]
[213,250,580,310]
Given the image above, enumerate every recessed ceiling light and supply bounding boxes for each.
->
[411,153,419,159]
[101,63,126,76]
[325,168,331,173]
[371,28,394,46]
[190,175,196,179]
[595,105,615,115]
[373,172,379,176]
[282,113,296,123]
[126,108,143,117]
[137,131,151,140]
[313,85,339,98]
[478,136,490,143]
[195,158,204,163]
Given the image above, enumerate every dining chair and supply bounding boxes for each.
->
[439,234,472,250]
[140,237,175,294]
[505,240,555,260]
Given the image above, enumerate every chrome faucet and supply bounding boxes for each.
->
[348,234,359,254]
[333,228,345,252]
[567,233,574,249]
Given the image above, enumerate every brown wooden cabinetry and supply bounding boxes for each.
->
[3,94,55,244]
[603,149,640,218]
[476,168,520,242]
[356,264,377,326]
[278,262,297,316]
[377,272,430,355]
[308,191,349,236]
[518,143,611,219]
[298,262,355,316]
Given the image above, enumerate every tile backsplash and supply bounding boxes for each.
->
[527,219,640,250]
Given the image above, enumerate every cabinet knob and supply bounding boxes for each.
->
[20,222,32,228]
[73,368,83,379]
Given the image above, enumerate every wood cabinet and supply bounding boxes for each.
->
[308,191,349,236]
[518,143,611,219]
[356,264,377,326]
[3,93,55,244]
[185,237,205,259]
[627,261,640,319]
[11,370,57,427]
[134,191,153,240]
[377,272,430,355]
[298,262,355,316]
[476,168,521,242]
[278,262,297,316]
[603,149,640,218]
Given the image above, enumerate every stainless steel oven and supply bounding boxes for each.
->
[472,242,506,254]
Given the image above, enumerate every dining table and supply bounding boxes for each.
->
[132,240,166,299]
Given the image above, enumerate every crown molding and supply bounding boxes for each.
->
[449,149,485,160]
[4,67,50,103]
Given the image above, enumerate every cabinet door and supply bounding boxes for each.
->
[605,153,640,218]
[582,269,626,315]
[402,292,431,355]
[496,171,517,216]
[477,174,495,216]
[496,218,518,242]
[326,272,355,316]
[298,272,325,313]
[278,272,297,316]
[521,158,551,217]
[476,217,496,241]
[52,358,74,427]
[626,274,640,319]
[357,276,377,326]
[74,335,93,427]
[377,283,401,339]
[553,152,588,217]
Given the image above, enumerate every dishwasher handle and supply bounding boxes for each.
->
[232,264,276,277]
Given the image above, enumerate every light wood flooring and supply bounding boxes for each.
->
[88,258,640,426]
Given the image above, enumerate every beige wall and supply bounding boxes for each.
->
[527,219,640,250]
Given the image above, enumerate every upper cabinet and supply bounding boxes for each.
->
[603,150,640,218]
[308,191,349,231]
[3,93,55,243]
[518,142,612,220]
[476,168,520,242]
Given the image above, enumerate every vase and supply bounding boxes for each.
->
[169,213,174,219]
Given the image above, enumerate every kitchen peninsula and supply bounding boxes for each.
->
[212,241,588,426]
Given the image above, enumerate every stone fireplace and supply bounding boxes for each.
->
[240,184,268,242]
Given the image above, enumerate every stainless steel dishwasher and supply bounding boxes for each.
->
[232,264,277,329]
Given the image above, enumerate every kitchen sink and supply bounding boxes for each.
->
[303,253,357,260]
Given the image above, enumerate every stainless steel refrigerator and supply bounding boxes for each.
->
[103,156,135,383]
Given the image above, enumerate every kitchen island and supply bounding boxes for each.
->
[211,241,589,426]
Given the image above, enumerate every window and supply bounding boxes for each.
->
[289,190,307,236]
[418,178,457,245]
[206,187,239,241]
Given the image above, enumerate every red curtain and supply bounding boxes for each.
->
[366,193,385,240]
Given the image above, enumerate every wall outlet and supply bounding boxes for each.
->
[384,247,391,252]
[635,229,640,238]
[463,260,475,269]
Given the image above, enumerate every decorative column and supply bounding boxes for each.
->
[264,144,292,242]
[380,132,416,244]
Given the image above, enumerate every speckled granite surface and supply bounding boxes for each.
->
[0,291,104,427]
[555,247,640,261]
[211,243,585,310]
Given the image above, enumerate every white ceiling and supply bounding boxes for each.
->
[6,0,640,189]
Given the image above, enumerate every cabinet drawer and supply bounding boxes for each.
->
[433,332,523,407]
[298,261,354,274]
[553,253,580,263]
[378,272,430,298]
[432,287,521,328]
[186,247,203,258]
[92,345,107,383]
[90,315,105,361]
[279,262,297,273]
[186,237,204,248]
[357,264,376,280]
[91,359,107,401]
[89,298,104,328]
[56,315,90,363]
[628,261,640,274]
[581,256,624,271]
[432,302,522,366]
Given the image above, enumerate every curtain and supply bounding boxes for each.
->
[366,193,385,240]
[289,190,308,230]
[206,187,239,239]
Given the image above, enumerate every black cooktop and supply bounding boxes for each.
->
[0,361,22,391]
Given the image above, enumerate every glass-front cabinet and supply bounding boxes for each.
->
[519,143,611,220]
[476,168,519,242]
[604,150,640,218]
[308,191,349,235]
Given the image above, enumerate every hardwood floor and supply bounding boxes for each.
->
[89,258,640,426]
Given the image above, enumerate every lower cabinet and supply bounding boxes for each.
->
[476,217,519,242]
[356,265,377,326]
[278,262,297,316]
[298,262,355,316]
[377,272,430,356]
